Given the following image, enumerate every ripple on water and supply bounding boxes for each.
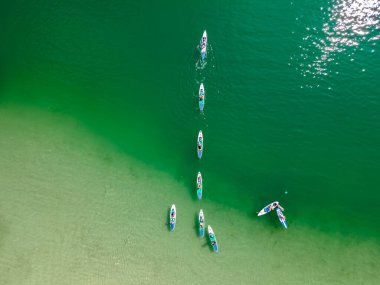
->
[292,0,380,81]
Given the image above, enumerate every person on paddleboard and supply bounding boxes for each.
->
[270,202,278,211]
[256,202,284,214]
[270,202,284,211]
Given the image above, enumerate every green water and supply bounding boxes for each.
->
[1,0,380,284]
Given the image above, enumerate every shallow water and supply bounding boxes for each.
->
[0,106,379,284]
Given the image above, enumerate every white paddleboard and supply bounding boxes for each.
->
[257,201,279,216]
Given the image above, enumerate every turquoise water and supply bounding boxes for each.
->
[1,0,380,283]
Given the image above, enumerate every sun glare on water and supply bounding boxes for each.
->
[292,0,380,80]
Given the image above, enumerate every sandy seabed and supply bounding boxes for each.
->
[0,105,379,285]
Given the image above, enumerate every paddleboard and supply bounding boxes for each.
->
[199,209,205,237]
[197,172,202,200]
[200,30,207,61]
[257,201,279,216]
[276,208,288,229]
[169,204,176,231]
[208,225,219,253]
[197,130,203,159]
[199,83,205,111]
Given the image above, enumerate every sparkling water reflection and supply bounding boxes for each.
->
[294,0,380,79]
